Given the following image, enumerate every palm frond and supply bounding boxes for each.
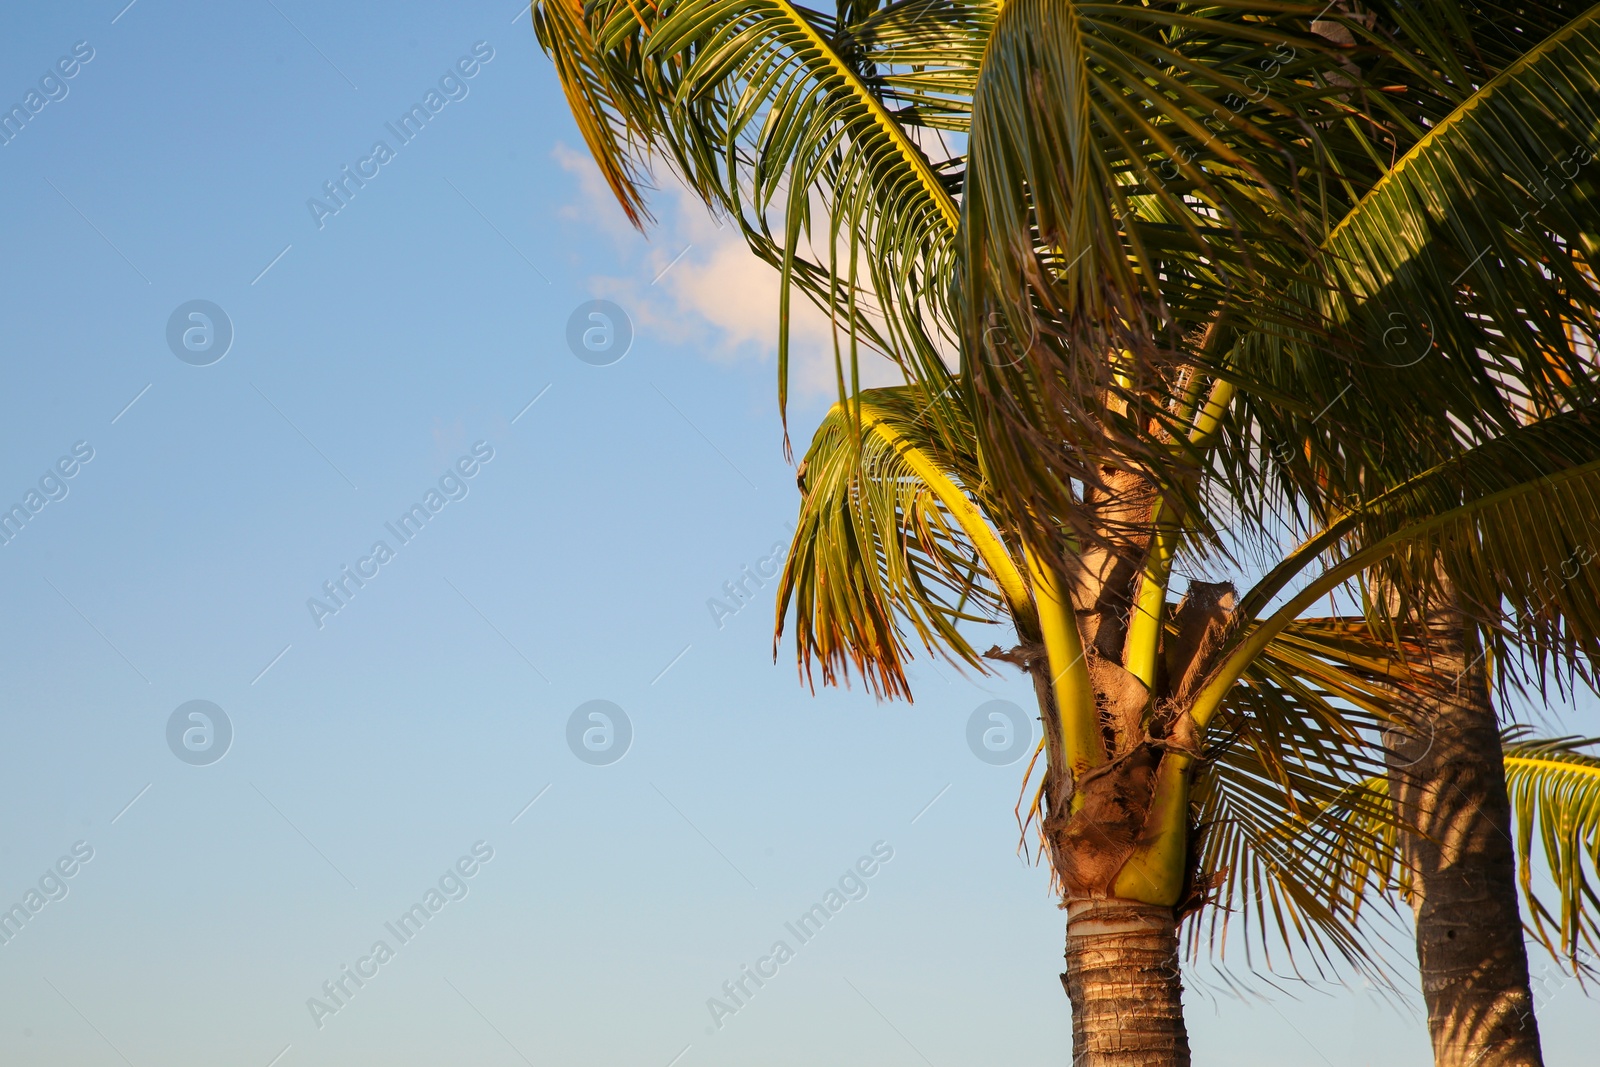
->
[1503,727,1600,962]
[1224,3,1600,529]
[1362,0,1593,98]
[1185,617,1414,980]
[570,0,970,431]
[1228,409,1600,701]
[1357,412,1600,683]
[774,384,1025,697]
[532,0,654,226]
[844,0,996,138]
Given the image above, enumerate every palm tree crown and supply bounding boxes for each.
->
[535,1,1600,1062]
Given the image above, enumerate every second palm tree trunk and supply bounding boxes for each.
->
[1387,597,1543,1067]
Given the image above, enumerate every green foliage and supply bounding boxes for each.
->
[1504,729,1600,962]
[538,0,968,441]
[1231,410,1600,683]
[1223,2,1600,553]
[776,385,1001,697]
[1189,618,1410,977]
[538,0,1600,985]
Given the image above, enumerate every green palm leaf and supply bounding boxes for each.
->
[1226,3,1600,523]
[1235,728,1600,973]
[1186,617,1419,978]
[1220,409,1600,714]
[1503,728,1600,961]
[549,0,968,430]
[775,384,1027,696]
[1329,0,1600,359]
[1362,1,1593,109]
[531,0,655,226]
[844,0,996,136]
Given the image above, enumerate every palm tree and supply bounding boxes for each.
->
[1375,595,1561,1066]
[1250,7,1600,1061]
[531,0,1600,1062]
[777,384,1600,1064]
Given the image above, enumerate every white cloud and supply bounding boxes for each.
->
[553,143,906,397]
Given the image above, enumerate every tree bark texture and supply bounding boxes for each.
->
[1387,600,1543,1067]
[1062,899,1190,1067]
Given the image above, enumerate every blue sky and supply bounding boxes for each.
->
[0,3,1592,1065]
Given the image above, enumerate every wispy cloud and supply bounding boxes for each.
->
[553,144,905,397]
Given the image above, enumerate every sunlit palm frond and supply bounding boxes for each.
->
[1194,608,1600,978]
[1186,617,1413,979]
[532,0,655,226]
[1357,414,1600,685]
[1225,4,1600,524]
[1188,766,1401,982]
[573,0,970,429]
[1205,724,1600,976]
[1231,410,1600,694]
[774,385,1025,697]
[1503,728,1600,962]
[844,0,996,139]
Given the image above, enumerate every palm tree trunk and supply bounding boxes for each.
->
[1025,657,1190,1067]
[1062,900,1189,1067]
[1386,601,1543,1067]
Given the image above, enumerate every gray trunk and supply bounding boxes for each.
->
[1386,602,1543,1067]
